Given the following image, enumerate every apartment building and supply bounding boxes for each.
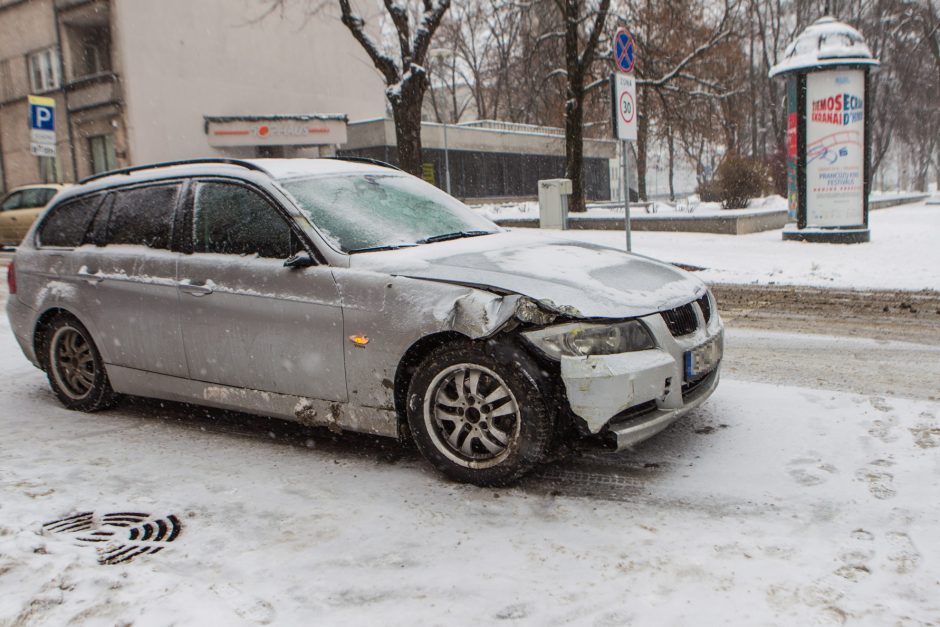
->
[0,0,617,201]
[0,0,386,192]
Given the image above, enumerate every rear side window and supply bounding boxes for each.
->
[106,184,180,249]
[37,195,102,247]
[193,182,292,259]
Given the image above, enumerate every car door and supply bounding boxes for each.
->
[76,182,189,377]
[0,190,25,245]
[175,179,346,401]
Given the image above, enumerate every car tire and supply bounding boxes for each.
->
[43,315,117,412]
[406,341,554,486]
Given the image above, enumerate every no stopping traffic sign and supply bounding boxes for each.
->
[614,28,635,74]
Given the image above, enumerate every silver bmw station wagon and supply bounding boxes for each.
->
[6,158,722,485]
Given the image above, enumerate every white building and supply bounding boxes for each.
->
[0,0,385,189]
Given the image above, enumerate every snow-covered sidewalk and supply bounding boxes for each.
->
[1,308,938,624]
[520,201,940,292]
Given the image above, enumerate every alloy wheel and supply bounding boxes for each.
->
[50,326,96,400]
[425,363,521,468]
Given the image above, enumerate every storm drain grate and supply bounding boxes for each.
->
[42,511,182,565]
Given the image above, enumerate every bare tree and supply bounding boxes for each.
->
[258,0,450,175]
[553,0,611,212]
[625,0,737,200]
[337,0,450,175]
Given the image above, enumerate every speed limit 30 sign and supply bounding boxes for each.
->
[612,73,637,141]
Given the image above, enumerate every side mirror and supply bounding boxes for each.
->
[284,252,316,268]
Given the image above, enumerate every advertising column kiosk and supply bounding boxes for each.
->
[770,17,880,244]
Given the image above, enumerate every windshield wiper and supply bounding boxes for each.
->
[418,230,493,244]
[347,243,419,254]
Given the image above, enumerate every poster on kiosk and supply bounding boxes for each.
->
[805,69,866,228]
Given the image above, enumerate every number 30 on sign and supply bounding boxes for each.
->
[612,73,637,141]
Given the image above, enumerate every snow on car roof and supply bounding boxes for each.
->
[245,158,397,180]
[59,158,397,201]
[769,17,879,77]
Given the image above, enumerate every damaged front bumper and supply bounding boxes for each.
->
[559,311,723,452]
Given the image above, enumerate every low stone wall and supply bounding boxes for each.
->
[869,194,929,210]
[494,210,789,235]
[493,195,930,235]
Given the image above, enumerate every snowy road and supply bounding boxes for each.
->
[2,290,939,625]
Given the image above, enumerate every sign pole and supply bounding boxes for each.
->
[622,139,631,252]
[611,27,637,254]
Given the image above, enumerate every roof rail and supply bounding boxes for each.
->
[78,158,272,185]
[326,156,402,172]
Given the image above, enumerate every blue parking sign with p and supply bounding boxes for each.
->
[29,96,55,131]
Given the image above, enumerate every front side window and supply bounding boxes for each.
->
[38,194,101,247]
[105,184,179,249]
[281,173,498,253]
[28,48,61,92]
[193,182,293,259]
[19,188,55,208]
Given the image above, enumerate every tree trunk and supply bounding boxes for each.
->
[636,104,649,201]
[391,98,424,177]
[389,72,430,177]
[564,87,586,212]
[667,126,675,201]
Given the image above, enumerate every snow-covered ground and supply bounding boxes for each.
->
[2,294,939,625]
[556,201,940,291]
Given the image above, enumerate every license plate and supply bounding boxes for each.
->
[685,334,722,381]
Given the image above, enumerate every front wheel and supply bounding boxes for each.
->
[406,342,553,485]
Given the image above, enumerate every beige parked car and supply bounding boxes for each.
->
[0,184,68,247]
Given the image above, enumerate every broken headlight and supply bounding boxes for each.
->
[522,320,655,359]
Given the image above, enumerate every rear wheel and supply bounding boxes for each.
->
[406,342,553,485]
[44,316,116,412]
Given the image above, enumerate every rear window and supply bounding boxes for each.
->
[37,194,102,247]
[105,184,180,249]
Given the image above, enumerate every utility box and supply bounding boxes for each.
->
[538,178,572,230]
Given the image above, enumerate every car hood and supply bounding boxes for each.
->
[350,230,705,318]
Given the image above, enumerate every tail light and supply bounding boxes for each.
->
[6,260,15,295]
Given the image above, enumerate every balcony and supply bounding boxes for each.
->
[65,71,121,113]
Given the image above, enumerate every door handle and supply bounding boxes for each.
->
[77,267,104,284]
[178,279,214,296]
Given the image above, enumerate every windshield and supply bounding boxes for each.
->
[281,173,498,252]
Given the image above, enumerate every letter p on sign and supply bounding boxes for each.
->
[28,95,55,132]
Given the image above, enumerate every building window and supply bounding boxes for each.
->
[80,26,111,76]
[0,58,13,102]
[28,48,61,93]
[65,22,112,79]
[88,135,117,174]
[38,155,63,184]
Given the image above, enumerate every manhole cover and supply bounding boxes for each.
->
[43,511,182,565]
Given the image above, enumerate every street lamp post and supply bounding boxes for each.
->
[429,48,454,195]
[442,116,451,194]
